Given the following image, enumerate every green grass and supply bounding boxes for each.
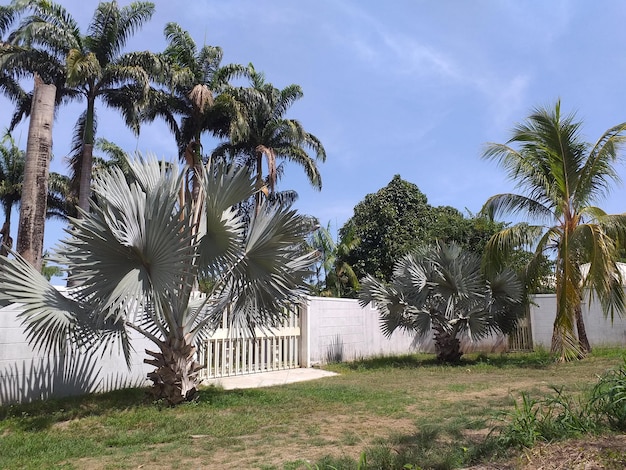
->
[0,348,625,469]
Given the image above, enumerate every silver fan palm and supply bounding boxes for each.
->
[0,154,314,404]
[359,242,524,363]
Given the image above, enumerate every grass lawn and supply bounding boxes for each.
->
[1,347,625,469]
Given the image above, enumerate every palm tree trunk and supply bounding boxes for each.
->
[575,303,591,354]
[0,220,11,256]
[145,338,201,405]
[77,142,93,214]
[433,324,463,363]
[254,149,264,216]
[16,76,55,271]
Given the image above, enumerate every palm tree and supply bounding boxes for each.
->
[15,74,56,270]
[141,22,246,204]
[360,242,524,363]
[481,100,626,360]
[1,2,63,269]
[330,224,360,297]
[0,131,23,256]
[213,66,326,214]
[0,154,314,404]
[9,0,158,214]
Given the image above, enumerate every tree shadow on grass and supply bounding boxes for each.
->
[0,351,147,430]
[339,350,554,371]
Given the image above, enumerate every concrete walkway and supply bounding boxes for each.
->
[202,368,338,390]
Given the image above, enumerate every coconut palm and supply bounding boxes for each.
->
[360,242,524,363]
[0,154,314,404]
[213,66,326,214]
[481,101,626,360]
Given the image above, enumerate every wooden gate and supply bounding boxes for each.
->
[198,306,301,379]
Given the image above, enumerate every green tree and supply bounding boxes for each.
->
[482,100,626,360]
[0,155,314,404]
[340,175,501,282]
[360,242,524,363]
[213,66,326,214]
[341,175,432,282]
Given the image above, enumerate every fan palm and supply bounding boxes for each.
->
[481,101,626,360]
[0,154,314,404]
[360,242,524,363]
[213,66,326,214]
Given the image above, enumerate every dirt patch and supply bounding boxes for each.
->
[469,434,626,470]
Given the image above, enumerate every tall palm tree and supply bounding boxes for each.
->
[481,101,626,360]
[360,242,524,363]
[213,66,326,214]
[9,0,157,214]
[15,74,56,270]
[1,1,64,269]
[141,22,246,204]
[0,154,314,404]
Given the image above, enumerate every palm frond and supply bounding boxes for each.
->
[0,249,131,365]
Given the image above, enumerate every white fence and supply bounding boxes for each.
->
[198,306,301,379]
[3,293,626,404]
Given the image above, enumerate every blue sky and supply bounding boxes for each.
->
[3,0,626,253]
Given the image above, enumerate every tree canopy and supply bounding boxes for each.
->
[340,175,503,282]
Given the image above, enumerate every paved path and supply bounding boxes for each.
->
[202,368,337,390]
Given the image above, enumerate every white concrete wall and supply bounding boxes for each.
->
[0,301,153,405]
[302,296,418,365]
[302,296,508,365]
[5,292,626,404]
[529,292,626,348]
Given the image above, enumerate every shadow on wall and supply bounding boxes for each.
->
[0,349,144,405]
[325,335,344,364]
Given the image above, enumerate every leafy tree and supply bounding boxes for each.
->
[308,222,334,295]
[482,100,626,360]
[340,175,501,282]
[0,155,314,404]
[213,66,326,214]
[340,175,432,281]
[360,242,524,363]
